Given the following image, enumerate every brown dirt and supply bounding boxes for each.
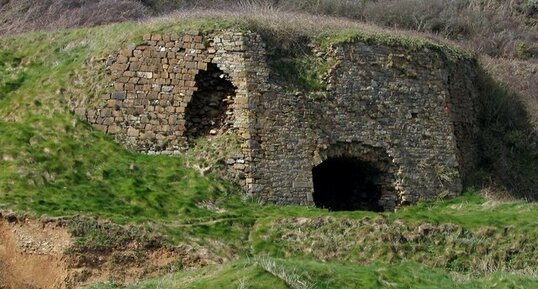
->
[0,212,216,289]
[0,213,70,289]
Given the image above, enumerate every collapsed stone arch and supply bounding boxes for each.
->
[312,143,399,211]
[184,63,237,141]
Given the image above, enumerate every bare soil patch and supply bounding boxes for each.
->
[0,212,70,289]
[0,212,215,288]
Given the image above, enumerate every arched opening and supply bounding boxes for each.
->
[312,157,385,211]
[185,63,236,140]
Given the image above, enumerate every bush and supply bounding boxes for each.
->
[148,0,538,60]
[481,57,538,128]
[359,0,538,59]
[0,0,148,35]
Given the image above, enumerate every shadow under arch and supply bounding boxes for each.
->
[312,143,399,211]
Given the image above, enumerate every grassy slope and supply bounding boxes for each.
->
[0,21,241,222]
[91,258,538,289]
[0,18,537,288]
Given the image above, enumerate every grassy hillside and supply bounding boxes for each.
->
[0,11,537,289]
[91,259,538,289]
[0,22,239,222]
[81,192,538,288]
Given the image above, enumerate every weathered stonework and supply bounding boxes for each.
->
[251,42,479,209]
[75,31,479,211]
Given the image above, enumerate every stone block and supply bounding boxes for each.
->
[108,125,122,134]
[162,86,173,93]
[112,91,126,100]
[123,71,135,77]
[185,62,197,69]
[198,62,208,71]
[94,125,107,132]
[114,83,124,90]
[182,35,192,42]
[129,62,141,71]
[136,71,153,79]
[117,55,129,64]
[111,63,128,72]
[127,127,139,137]
[152,84,161,92]
[125,83,135,91]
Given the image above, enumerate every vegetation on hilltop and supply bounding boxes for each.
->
[2,0,537,60]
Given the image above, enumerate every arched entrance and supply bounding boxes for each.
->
[312,157,388,211]
[184,63,236,140]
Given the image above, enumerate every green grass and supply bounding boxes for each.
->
[268,54,330,91]
[89,260,289,289]
[0,51,28,97]
[316,29,473,62]
[89,258,538,289]
[0,119,235,222]
[386,192,538,231]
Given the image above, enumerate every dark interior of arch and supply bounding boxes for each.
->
[312,157,385,211]
[185,63,236,140]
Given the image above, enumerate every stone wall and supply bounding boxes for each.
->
[249,41,479,209]
[75,31,479,211]
[75,31,269,187]
[76,31,267,149]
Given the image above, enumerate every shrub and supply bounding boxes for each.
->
[0,0,148,35]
